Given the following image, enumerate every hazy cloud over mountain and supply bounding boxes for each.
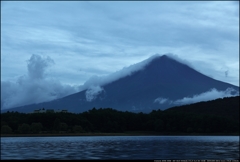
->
[154,88,239,106]
[172,88,239,105]
[1,54,239,113]
[85,86,104,102]
[80,54,161,91]
[154,97,169,104]
[1,54,78,109]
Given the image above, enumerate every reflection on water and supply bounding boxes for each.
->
[1,136,239,160]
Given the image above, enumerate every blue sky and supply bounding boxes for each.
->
[1,1,239,109]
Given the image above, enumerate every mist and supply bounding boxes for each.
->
[85,86,104,102]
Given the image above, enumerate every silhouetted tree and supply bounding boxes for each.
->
[59,122,68,131]
[73,125,84,133]
[18,123,30,134]
[1,125,12,134]
[154,119,164,132]
[30,122,43,134]
[53,118,61,131]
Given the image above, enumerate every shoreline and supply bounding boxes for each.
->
[1,132,239,137]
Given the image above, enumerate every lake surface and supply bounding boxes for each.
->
[1,136,239,160]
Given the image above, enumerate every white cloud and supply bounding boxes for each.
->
[1,54,78,110]
[79,54,161,91]
[85,86,104,102]
[80,53,207,91]
[171,88,239,105]
[166,53,196,70]
[27,54,54,80]
[154,97,169,104]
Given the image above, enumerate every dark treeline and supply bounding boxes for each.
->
[1,96,239,135]
[165,96,239,121]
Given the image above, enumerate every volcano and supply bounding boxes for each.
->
[2,55,239,113]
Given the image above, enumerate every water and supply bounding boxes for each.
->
[1,136,239,160]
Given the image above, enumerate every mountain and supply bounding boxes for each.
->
[1,55,239,113]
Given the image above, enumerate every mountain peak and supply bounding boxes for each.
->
[2,53,238,114]
[143,54,188,70]
[160,54,168,58]
[81,54,165,89]
[49,54,194,93]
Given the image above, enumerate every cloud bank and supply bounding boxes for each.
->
[166,53,197,71]
[154,88,239,106]
[1,54,78,110]
[172,88,239,105]
[80,53,195,91]
[1,1,239,87]
[80,54,161,91]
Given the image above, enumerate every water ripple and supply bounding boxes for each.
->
[1,136,239,160]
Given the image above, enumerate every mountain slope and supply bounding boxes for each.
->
[164,96,239,122]
[1,55,239,113]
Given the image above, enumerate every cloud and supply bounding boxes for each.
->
[1,1,239,87]
[79,54,161,91]
[171,88,239,105]
[85,86,104,102]
[0,53,205,110]
[80,53,202,92]
[166,53,196,70]
[154,97,169,104]
[1,54,78,110]
[225,70,229,77]
[2,52,239,110]
[27,54,54,79]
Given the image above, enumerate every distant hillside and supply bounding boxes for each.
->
[164,96,239,122]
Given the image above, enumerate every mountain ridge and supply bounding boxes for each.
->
[1,54,239,113]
